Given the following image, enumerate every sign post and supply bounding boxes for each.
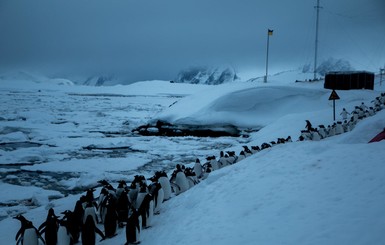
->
[328,89,340,121]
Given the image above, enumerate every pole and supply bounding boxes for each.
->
[264,30,271,83]
[313,0,321,80]
[333,99,336,121]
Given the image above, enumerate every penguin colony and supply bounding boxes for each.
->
[13,92,385,245]
[299,93,385,141]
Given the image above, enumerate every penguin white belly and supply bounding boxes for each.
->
[83,207,98,224]
[210,160,219,170]
[175,172,189,194]
[23,228,39,245]
[159,177,171,200]
[154,188,164,214]
[194,163,202,178]
[147,200,154,227]
[135,192,146,209]
[57,226,71,245]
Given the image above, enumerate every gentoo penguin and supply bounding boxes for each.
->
[128,182,139,206]
[157,171,172,201]
[116,180,127,199]
[193,158,203,178]
[242,146,253,156]
[318,125,327,138]
[82,202,105,245]
[335,121,344,135]
[148,177,164,215]
[235,151,246,163]
[174,169,189,195]
[226,151,236,164]
[125,208,141,245]
[98,188,109,224]
[14,214,45,245]
[38,208,59,245]
[311,129,321,141]
[104,194,118,238]
[184,167,199,188]
[218,151,227,168]
[208,156,219,170]
[116,189,130,226]
[57,211,74,245]
[138,193,154,229]
[135,184,147,210]
[71,199,84,243]
[285,136,292,142]
[251,146,260,154]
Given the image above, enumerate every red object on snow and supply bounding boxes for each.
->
[369,128,385,143]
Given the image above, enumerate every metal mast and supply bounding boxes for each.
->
[313,0,321,80]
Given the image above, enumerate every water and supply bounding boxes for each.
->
[0,88,255,220]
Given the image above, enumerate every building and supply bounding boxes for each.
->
[324,71,374,90]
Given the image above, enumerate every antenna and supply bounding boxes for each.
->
[313,0,322,80]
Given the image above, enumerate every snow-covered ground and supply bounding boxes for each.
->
[1,70,384,244]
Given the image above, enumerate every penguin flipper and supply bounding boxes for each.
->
[38,221,47,231]
[95,226,105,240]
[36,227,46,244]
[15,228,22,241]
[39,226,46,235]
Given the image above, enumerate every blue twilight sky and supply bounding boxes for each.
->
[0,0,384,81]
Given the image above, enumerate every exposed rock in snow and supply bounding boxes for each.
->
[175,66,239,85]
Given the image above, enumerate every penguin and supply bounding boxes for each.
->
[138,193,154,229]
[153,183,164,215]
[103,194,118,238]
[71,199,84,243]
[128,182,139,206]
[250,146,260,154]
[242,146,253,156]
[208,156,219,170]
[116,189,131,226]
[82,203,105,245]
[57,211,74,245]
[98,188,109,224]
[318,125,327,138]
[311,129,321,141]
[235,151,246,163]
[38,208,59,245]
[335,121,344,135]
[226,151,236,164]
[116,180,127,199]
[14,214,45,245]
[193,159,203,178]
[174,170,189,195]
[148,177,164,215]
[125,208,141,245]
[218,151,228,168]
[157,171,171,201]
[285,136,292,142]
[135,185,147,209]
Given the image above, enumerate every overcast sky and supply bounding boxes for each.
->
[0,0,384,82]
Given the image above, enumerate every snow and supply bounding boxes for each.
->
[0,70,385,244]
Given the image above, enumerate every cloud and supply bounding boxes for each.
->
[0,0,383,82]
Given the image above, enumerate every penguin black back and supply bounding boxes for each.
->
[38,208,59,245]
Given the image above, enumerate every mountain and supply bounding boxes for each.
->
[175,66,239,85]
[302,57,355,76]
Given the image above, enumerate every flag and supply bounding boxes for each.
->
[268,29,273,36]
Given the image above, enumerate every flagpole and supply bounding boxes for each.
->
[264,29,272,83]
[313,0,321,80]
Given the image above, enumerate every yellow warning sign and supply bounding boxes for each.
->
[328,90,340,100]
